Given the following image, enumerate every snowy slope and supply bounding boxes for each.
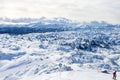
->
[0,18,120,80]
[22,70,120,80]
[1,70,120,80]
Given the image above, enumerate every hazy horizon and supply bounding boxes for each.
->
[0,0,120,24]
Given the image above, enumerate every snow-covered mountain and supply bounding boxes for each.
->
[0,17,119,34]
[0,18,120,80]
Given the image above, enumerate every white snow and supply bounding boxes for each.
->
[19,70,120,80]
[0,19,120,80]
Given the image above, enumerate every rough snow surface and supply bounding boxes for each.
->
[0,18,120,80]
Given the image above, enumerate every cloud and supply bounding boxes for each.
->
[0,0,120,24]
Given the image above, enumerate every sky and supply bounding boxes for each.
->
[0,0,120,24]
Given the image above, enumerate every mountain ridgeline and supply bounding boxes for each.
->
[0,18,120,34]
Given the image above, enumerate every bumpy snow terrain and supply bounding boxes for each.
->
[0,18,120,80]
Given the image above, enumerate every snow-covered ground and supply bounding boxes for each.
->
[0,18,120,80]
[1,70,120,80]
[22,70,120,80]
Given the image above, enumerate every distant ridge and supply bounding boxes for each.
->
[0,17,120,34]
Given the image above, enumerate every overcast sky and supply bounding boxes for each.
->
[0,0,120,24]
